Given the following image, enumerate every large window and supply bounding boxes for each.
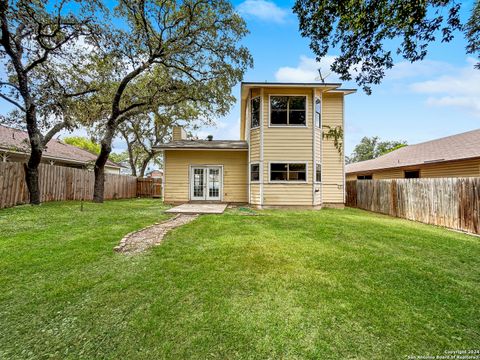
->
[251,97,260,128]
[270,163,307,182]
[250,163,260,182]
[315,98,321,128]
[270,96,306,126]
[315,163,322,182]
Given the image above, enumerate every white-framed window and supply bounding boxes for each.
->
[315,97,321,128]
[269,162,307,182]
[315,163,322,182]
[250,163,260,182]
[251,96,260,129]
[270,95,306,126]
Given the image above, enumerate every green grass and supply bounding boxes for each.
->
[0,199,479,359]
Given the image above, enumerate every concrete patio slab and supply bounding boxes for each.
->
[165,203,228,214]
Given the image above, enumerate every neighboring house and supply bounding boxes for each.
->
[346,129,480,180]
[154,82,356,208]
[0,125,123,174]
[146,169,163,178]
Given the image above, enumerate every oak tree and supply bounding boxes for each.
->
[294,0,479,94]
[0,0,102,203]
[81,0,252,202]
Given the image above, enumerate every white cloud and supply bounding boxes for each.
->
[410,58,480,116]
[386,59,456,80]
[275,55,339,82]
[236,0,289,24]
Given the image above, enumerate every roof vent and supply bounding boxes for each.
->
[207,135,213,141]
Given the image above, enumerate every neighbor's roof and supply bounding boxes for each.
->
[346,129,480,174]
[154,140,248,150]
[0,125,121,168]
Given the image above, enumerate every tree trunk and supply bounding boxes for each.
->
[93,127,114,203]
[24,107,43,205]
[24,147,42,205]
[139,154,153,177]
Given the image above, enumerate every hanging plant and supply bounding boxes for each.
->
[322,125,343,154]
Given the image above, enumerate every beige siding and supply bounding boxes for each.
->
[260,87,314,206]
[420,159,480,177]
[164,150,248,203]
[250,183,261,205]
[374,169,404,179]
[348,158,480,180]
[322,93,344,204]
[250,128,260,161]
[263,184,313,206]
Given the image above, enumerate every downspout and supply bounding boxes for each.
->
[247,90,251,205]
[312,88,316,206]
[260,88,264,208]
[342,95,346,205]
[161,150,165,201]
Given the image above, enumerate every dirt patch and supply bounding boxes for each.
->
[114,214,199,254]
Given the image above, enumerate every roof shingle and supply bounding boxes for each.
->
[0,125,121,168]
[346,129,480,174]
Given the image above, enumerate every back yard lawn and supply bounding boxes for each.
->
[0,199,479,359]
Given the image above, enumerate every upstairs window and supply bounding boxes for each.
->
[250,163,260,182]
[270,163,307,182]
[270,96,306,126]
[315,98,321,128]
[251,97,260,128]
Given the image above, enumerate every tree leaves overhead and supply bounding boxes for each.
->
[293,0,478,94]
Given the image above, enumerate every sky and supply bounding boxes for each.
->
[202,0,480,156]
[1,0,478,158]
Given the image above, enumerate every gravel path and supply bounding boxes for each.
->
[114,214,199,254]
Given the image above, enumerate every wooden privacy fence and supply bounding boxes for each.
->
[0,162,137,209]
[346,178,480,234]
[136,178,162,198]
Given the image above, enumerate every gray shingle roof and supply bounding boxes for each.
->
[154,140,248,150]
[346,129,480,174]
[0,125,121,168]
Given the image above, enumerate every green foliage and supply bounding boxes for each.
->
[293,1,478,93]
[322,125,343,154]
[1,200,479,358]
[108,151,129,164]
[347,136,407,164]
[63,136,101,155]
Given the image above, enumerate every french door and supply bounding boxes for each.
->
[190,166,222,201]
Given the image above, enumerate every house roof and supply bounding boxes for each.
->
[0,125,121,168]
[346,129,480,174]
[153,140,248,150]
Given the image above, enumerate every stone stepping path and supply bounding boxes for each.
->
[114,214,198,255]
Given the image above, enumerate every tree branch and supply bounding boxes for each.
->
[0,93,25,111]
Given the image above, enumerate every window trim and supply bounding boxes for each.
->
[268,94,308,128]
[314,97,322,128]
[315,162,322,183]
[268,161,308,183]
[250,162,260,183]
[250,96,261,129]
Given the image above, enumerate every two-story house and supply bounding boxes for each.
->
[155,82,355,208]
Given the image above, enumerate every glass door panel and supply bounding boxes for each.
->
[191,167,205,200]
[207,168,220,200]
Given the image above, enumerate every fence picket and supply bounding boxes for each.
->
[346,179,480,235]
